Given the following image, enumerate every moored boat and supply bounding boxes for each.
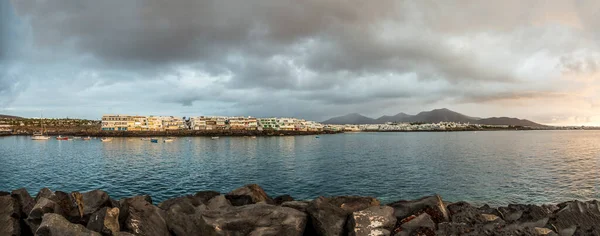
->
[164,138,174,143]
[31,113,50,140]
[150,138,159,143]
[141,138,151,141]
[82,136,92,140]
[211,136,219,140]
[100,137,112,142]
[56,135,69,140]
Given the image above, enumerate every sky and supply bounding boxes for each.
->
[1,1,600,125]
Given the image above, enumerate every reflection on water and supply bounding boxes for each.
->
[1,131,599,205]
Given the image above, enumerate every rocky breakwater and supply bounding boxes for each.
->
[1,185,599,236]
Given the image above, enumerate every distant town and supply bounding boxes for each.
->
[0,113,597,137]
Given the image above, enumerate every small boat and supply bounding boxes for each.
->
[100,137,112,142]
[150,138,158,143]
[56,135,69,140]
[73,136,82,139]
[250,136,257,139]
[141,138,151,141]
[82,136,92,140]
[315,136,320,139]
[32,132,50,140]
[211,136,219,140]
[31,113,50,140]
[164,138,174,143]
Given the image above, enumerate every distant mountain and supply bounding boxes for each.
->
[475,117,544,127]
[375,112,411,123]
[0,114,21,119]
[322,108,545,126]
[322,113,376,124]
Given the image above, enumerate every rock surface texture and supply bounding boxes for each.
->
[1,184,599,235]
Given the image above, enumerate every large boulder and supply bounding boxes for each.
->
[12,188,36,218]
[388,195,450,223]
[395,213,436,236]
[86,207,120,236]
[193,191,221,205]
[206,195,232,210]
[121,196,169,236]
[35,213,101,236]
[81,190,112,221]
[447,202,499,225]
[199,204,307,236]
[549,200,600,235]
[158,192,218,211]
[162,202,206,236]
[226,184,273,205]
[497,204,551,224]
[0,195,21,236]
[327,196,380,214]
[274,195,295,205]
[347,206,396,236]
[27,197,63,233]
[306,197,349,236]
[46,191,84,223]
[35,188,53,202]
[282,201,310,212]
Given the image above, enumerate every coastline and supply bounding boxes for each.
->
[1,184,594,235]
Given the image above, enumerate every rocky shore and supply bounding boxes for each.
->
[1,184,597,236]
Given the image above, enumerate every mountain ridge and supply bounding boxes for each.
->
[322,108,545,127]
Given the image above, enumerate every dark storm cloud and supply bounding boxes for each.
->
[5,0,600,123]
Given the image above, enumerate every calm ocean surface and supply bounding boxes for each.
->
[1,131,599,205]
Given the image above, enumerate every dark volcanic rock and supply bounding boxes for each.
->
[199,203,307,236]
[121,196,169,236]
[395,213,436,236]
[281,201,310,212]
[162,202,206,236]
[0,191,10,196]
[447,202,493,225]
[347,206,396,236]
[328,196,380,214]
[224,195,254,206]
[35,188,53,202]
[86,207,120,236]
[388,195,450,224]
[0,195,21,236]
[206,195,232,210]
[11,188,35,218]
[274,194,295,205]
[226,184,273,205]
[46,191,84,223]
[36,213,101,236]
[306,197,349,236]
[193,191,221,205]
[550,200,600,235]
[82,190,111,219]
[27,197,63,233]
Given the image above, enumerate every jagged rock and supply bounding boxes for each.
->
[206,195,231,210]
[224,195,254,206]
[27,197,63,233]
[328,196,380,213]
[481,213,500,222]
[0,195,20,236]
[447,202,489,225]
[162,202,206,236]
[0,191,10,196]
[35,188,53,202]
[395,213,435,236]
[226,184,273,205]
[199,203,307,236]
[47,191,83,223]
[347,206,396,236]
[121,196,169,236]
[274,194,295,205]
[86,207,120,236]
[388,195,450,223]
[550,200,600,235]
[193,191,221,205]
[82,190,111,219]
[282,201,310,212]
[36,213,101,236]
[306,197,348,236]
[117,195,152,229]
[497,204,552,224]
[12,188,36,218]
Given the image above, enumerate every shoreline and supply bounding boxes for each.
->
[1,184,596,235]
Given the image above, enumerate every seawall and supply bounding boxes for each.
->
[1,184,595,235]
